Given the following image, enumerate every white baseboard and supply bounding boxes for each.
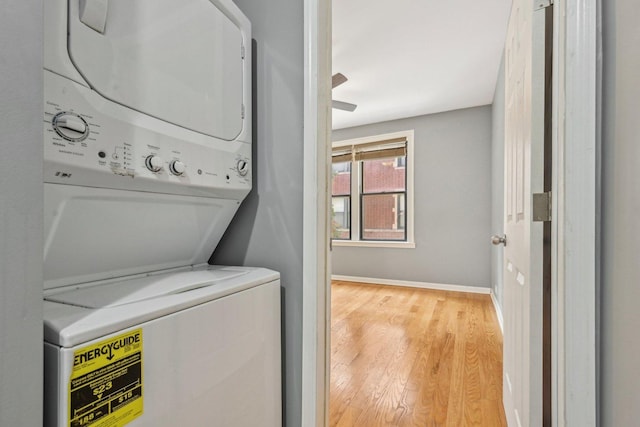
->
[331,275,491,295]
[490,290,504,334]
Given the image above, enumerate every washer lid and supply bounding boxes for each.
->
[68,0,245,141]
[43,266,281,348]
[45,268,248,308]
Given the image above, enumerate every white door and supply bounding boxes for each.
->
[502,2,548,426]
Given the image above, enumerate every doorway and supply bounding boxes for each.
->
[328,0,517,424]
[302,0,599,426]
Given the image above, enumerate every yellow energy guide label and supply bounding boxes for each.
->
[68,329,143,427]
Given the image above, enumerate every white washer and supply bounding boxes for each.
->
[44,266,281,427]
[42,1,281,426]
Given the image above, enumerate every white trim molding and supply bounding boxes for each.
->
[490,291,504,334]
[332,240,416,249]
[552,0,598,425]
[331,275,491,295]
[301,0,331,425]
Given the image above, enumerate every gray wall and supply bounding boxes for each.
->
[600,0,640,424]
[491,56,506,308]
[0,1,303,424]
[332,106,492,288]
[211,1,303,426]
[0,1,44,425]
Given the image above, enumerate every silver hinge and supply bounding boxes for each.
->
[533,191,552,222]
[241,44,245,60]
[535,0,553,10]
[241,104,245,119]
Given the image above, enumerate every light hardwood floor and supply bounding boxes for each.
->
[330,280,507,427]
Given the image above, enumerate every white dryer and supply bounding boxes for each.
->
[42,1,281,426]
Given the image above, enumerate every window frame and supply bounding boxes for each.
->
[331,130,415,249]
[330,161,352,240]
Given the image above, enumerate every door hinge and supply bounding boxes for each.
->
[241,104,245,120]
[241,44,246,60]
[533,191,552,222]
[535,0,553,10]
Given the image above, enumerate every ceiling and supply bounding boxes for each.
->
[332,0,512,130]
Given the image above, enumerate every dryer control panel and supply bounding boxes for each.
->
[44,71,251,199]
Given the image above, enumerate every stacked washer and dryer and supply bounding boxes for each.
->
[42,1,281,426]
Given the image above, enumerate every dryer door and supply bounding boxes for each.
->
[67,0,245,141]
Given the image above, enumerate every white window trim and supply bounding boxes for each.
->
[332,129,415,249]
[332,240,416,249]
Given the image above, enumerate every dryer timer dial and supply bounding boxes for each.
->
[237,159,249,176]
[145,155,164,172]
[170,160,186,176]
[52,112,90,142]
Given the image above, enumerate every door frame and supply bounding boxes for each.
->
[300,0,599,425]
[302,0,332,426]
[551,0,599,425]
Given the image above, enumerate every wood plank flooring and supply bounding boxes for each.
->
[329,280,507,427]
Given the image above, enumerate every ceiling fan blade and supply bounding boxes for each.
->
[332,73,348,89]
[332,100,357,112]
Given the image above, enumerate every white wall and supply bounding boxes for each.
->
[600,0,640,424]
[0,1,44,425]
[491,55,506,307]
[331,106,492,288]
[212,1,304,426]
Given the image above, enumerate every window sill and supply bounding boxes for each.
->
[332,240,416,249]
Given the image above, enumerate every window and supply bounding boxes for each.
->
[361,156,406,241]
[331,161,351,240]
[331,130,415,248]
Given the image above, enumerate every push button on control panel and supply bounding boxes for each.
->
[52,112,90,142]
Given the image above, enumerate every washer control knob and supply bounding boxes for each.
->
[169,160,186,176]
[145,155,164,172]
[237,159,249,176]
[52,112,90,142]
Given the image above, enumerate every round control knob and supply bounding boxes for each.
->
[145,155,164,172]
[52,112,90,142]
[169,160,186,176]
[237,159,249,176]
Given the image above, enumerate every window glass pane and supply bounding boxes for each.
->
[362,156,406,194]
[331,161,351,196]
[361,193,406,241]
[396,193,406,230]
[331,196,350,240]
